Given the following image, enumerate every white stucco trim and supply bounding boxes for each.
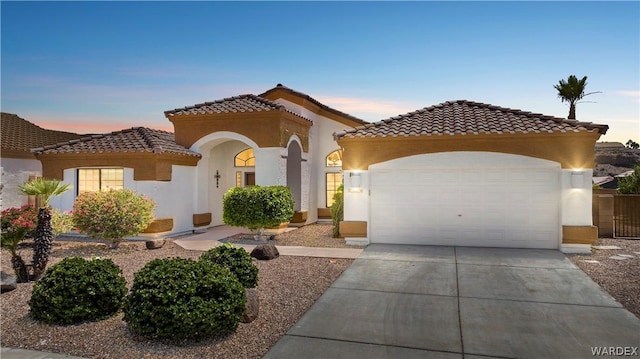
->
[190,131,260,153]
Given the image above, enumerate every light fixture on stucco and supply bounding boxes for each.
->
[350,172,361,188]
[570,170,584,188]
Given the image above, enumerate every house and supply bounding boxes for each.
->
[31,86,607,252]
[33,84,367,235]
[334,100,608,253]
[0,113,82,209]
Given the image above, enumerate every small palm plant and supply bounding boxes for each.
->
[18,178,71,279]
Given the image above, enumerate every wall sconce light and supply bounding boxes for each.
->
[214,170,221,188]
[570,171,584,188]
[350,172,361,188]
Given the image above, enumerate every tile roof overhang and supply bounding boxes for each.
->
[1,113,82,159]
[164,94,313,151]
[260,84,368,128]
[334,100,608,140]
[334,100,609,170]
[32,127,201,181]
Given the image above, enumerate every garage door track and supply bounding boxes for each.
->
[265,244,640,358]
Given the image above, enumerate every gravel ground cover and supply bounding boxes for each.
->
[0,235,352,358]
[219,224,360,248]
[2,226,638,358]
[567,237,640,319]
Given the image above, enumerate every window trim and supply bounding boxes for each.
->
[77,168,124,195]
[325,171,343,207]
[326,149,343,167]
[234,148,255,167]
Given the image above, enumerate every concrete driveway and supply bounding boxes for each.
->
[265,244,640,359]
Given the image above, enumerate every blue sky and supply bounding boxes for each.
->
[2,1,638,143]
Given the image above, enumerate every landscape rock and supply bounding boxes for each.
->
[250,244,279,260]
[1,271,17,293]
[145,239,165,250]
[242,288,259,323]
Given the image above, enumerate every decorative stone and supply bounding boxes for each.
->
[251,244,279,260]
[609,255,629,261]
[592,245,622,250]
[242,288,259,323]
[145,239,165,250]
[582,260,601,264]
[1,271,17,293]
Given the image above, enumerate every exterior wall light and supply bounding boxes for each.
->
[350,172,361,188]
[571,171,584,188]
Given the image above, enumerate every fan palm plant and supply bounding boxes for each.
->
[553,75,600,120]
[18,178,71,279]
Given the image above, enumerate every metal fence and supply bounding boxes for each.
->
[614,194,640,238]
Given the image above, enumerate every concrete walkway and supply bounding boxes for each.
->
[265,244,640,358]
[1,347,86,359]
[173,225,363,259]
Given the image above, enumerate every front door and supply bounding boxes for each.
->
[245,172,255,187]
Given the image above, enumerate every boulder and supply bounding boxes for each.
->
[251,244,279,260]
[242,288,259,323]
[1,271,17,293]
[145,239,165,250]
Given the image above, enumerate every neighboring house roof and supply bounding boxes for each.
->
[1,112,83,158]
[32,127,201,158]
[164,93,312,124]
[334,100,609,139]
[593,176,615,186]
[260,84,368,126]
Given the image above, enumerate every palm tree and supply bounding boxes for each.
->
[18,178,71,279]
[553,75,600,120]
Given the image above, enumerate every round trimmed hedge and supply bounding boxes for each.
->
[200,243,259,288]
[29,257,127,325]
[123,257,246,340]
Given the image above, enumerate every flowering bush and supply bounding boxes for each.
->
[73,189,155,248]
[1,206,37,282]
[1,205,37,238]
[51,209,73,237]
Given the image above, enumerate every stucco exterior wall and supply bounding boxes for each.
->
[0,158,42,209]
[274,98,354,222]
[50,166,198,236]
[342,152,593,246]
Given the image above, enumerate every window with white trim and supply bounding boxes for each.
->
[77,168,124,194]
[235,148,255,167]
[326,172,343,207]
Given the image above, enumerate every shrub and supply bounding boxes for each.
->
[200,243,259,288]
[1,207,37,282]
[51,208,73,237]
[330,185,344,238]
[618,164,640,194]
[29,257,127,325]
[73,189,155,248]
[223,185,294,232]
[1,205,37,238]
[123,258,246,340]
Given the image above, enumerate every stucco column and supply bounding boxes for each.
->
[342,170,370,245]
[255,147,286,186]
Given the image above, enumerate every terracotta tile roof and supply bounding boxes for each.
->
[260,84,368,125]
[1,112,83,156]
[164,93,312,124]
[32,127,201,158]
[334,100,609,139]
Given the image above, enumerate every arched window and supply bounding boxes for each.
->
[326,149,343,167]
[235,148,255,167]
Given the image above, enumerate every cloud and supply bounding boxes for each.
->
[616,90,640,102]
[314,95,420,121]
[27,113,173,135]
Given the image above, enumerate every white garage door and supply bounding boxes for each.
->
[370,165,560,249]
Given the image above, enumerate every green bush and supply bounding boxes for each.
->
[29,257,127,325]
[330,185,344,238]
[618,164,640,194]
[123,258,246,340]
[200,243,259,288]
[222,185,294,231]
[73,189,156,248]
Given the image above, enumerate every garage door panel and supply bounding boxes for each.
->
[370,165,560,249]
